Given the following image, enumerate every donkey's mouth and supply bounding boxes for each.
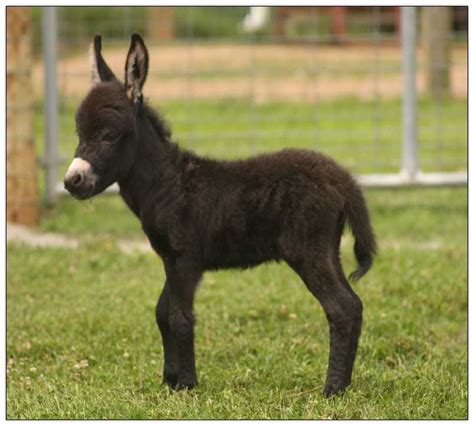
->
[71,191,94,200]
[64,183,96,200]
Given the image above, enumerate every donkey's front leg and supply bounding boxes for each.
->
[166,262,201,390]
[155,281,179,387]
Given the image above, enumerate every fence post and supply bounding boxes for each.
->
[401,6,418,181]
[42,7,59,203]
[7,7,38,225]
[421,6,452,98]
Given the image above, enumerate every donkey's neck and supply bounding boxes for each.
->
[117,109,186,219]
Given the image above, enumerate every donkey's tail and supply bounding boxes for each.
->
[345,183,377,281]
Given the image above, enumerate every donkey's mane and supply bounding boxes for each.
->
[143,103,172,144]
[139,101,200,173]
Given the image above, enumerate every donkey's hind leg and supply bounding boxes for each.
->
[155,281,180,387]
[291,254,363,397]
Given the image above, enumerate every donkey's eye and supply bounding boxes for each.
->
[103,131,119,143]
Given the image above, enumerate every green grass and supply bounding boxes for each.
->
[7,187,467,419]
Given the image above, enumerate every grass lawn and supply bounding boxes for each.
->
[7,186,467,419]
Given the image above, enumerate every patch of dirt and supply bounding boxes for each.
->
[7,223,152,254]
[33,43,467,102]
[7,222,79,249]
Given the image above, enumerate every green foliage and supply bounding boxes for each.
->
[32,7,147,55]
[7,187,467,418]
[32,7,250,55]
[174,7,249,39]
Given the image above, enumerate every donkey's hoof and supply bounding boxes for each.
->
[163,374,178,388]
[322,383,348,398]
[173,380,197,391]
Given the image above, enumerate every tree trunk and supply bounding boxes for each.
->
[7,6,38,226]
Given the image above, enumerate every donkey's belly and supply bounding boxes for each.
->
[203,232,280,271]
[204,253,279,271]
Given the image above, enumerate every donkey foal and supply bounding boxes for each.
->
[64,34,376,396]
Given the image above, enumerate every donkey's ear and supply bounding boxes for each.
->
[125,33,149,103]
[90,35,117,85]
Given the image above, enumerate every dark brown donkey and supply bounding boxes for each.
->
[64,34,376,396]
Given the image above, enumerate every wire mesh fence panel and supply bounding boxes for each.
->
[32,6,467,196]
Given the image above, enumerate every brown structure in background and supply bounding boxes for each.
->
[273,6,401,42]
[7,7,38,225]
[147,7,175,42]
[421,6,452,98]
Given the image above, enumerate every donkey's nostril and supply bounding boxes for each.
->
[70,173,83,187]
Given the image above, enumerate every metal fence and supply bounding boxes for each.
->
[37,6,467,202]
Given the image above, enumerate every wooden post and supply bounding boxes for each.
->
[147,7,175,42]
[421,6,452,97]
[7,6,38,226]
[330,7,347,42]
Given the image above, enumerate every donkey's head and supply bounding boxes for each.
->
[64,34,149,199]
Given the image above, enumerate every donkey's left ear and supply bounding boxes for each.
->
[125,33,149,103]
[90,35,117,85]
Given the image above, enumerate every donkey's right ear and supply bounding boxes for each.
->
[125,33,149,103]
[89,35,117,85]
